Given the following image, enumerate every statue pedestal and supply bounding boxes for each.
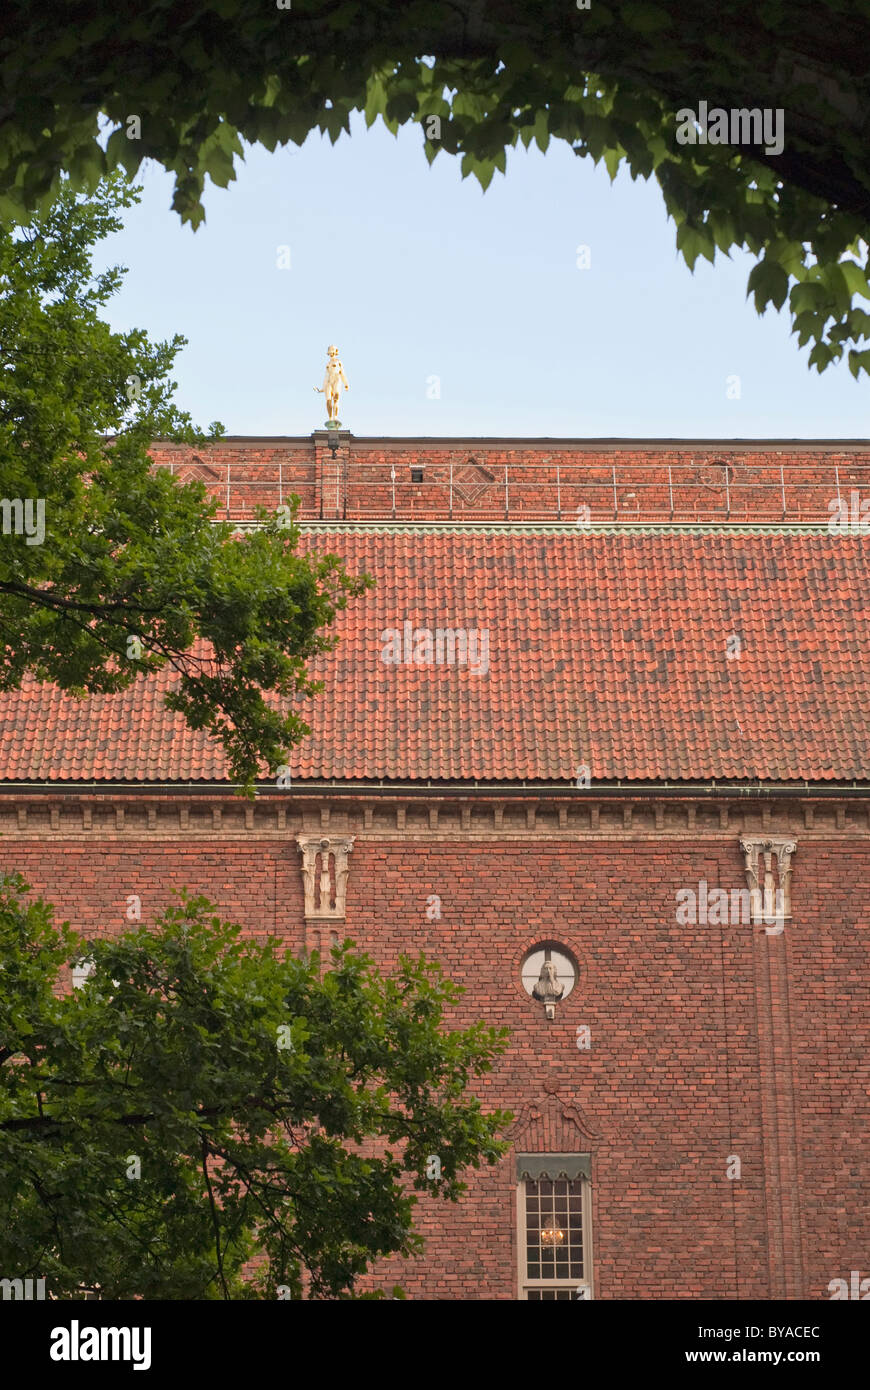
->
[324,419,342,430]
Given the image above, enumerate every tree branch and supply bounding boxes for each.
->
[201,1133,230,1300]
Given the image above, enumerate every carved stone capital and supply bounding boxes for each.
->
[739,835,797,922]
[296,834,355,919]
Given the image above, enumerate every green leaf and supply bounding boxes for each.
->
[460,152,496,191]
[603,146,623,181]
[789,280,830,315]
[676,222,715,271]
[840,259,870,301]
[848,347,870,378]
[791,308,825,347]
[807,341,836,371]
[363,78,388,129]
[746,258,789,311]
[532,108,549,153]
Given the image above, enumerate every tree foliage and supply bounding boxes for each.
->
[0,875,510,1299]
[2,2,870,373]
[0,172,371,789]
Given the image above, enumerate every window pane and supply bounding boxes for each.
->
[522,1172,588,1297]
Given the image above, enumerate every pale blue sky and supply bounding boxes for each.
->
[94,114,869,438]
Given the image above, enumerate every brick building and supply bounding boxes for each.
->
[2,435,869,1299]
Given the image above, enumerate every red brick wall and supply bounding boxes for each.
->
[8,822,868,1300]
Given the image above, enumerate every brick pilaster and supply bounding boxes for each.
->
[313,430,351,518]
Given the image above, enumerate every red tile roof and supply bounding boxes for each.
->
[1,527,868,785]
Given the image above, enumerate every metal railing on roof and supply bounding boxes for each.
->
[159,457,870,526]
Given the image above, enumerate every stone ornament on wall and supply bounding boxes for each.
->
[508,1081,600,1153]
[739,835,797,922]
[296,834,355,919]
[520,942,578,1020]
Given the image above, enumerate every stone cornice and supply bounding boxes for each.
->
[0,792,868,840]
[151,435,870,450]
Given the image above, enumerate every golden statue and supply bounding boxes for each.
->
[315,345,349,422]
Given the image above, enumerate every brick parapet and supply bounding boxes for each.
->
[146,437,870,526]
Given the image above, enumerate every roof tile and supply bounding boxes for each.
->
[0,529,868,784]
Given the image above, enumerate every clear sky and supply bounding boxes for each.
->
[93,114,869,439]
